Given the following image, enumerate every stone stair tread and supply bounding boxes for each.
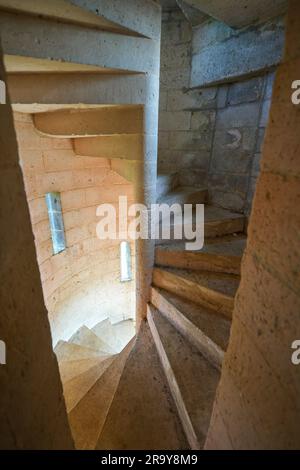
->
[158,204,244,224]
[58,357,110,384]
[111,319,136,350]
[155,267,240,298]
[92,318,113,335]
[70,325,116,354]
[158,186,208,205]
[156,234,246,255]
[92,319,120,349]
[96,322,188,450]
[148,306,220,449]
[92,319,136,352]
[155,235,246,275]
[63,355,116,413]
[152,267,235,318]
[68,339,135,450]
[204,205,245,222]
[156,204,245,244]
[152,287,230,353]
[54,340,109,362]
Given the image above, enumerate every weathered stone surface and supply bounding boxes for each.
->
[184,0,288,29]
[8,74,150,106]
[176,0,208,26]
[251,153,261,177]
[97,322,188,450]
[167,87,217,111]
[211,127,256,174]
[191,17,285,88]
[158,131,169,149]
[281,0,300,62]
[169,130,213,151]
[216,85,229,109]
[158,2,275,216]
[216,102,261,129]
[177,150,211,170]
[245,176,258,214]
[148,305,220,449]
[210,190,245,212]
[259,99,272,127]
[0,51,73,450]
[191,110,216,131]
[228,77,264,105]
[159,91,168,111]
[261,61,300,178]
[221,316,299,449]
[192,19,232,54]
[161,12,191,44]
[265,71,276,99]
[179,169,207,187]
[159,111,191,131]
[160,68,190,90]
[158,149,183,172]
[0,11,160,74]
[234,252,300,401]
[161,43,190,69]
[248,172,300,295]
[152,267,237,318]
[208,173,248,196]
[206,4,300,449]
[72,0,161,39]
[256,128,266,153]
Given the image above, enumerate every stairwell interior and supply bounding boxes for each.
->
[0,0,299,451]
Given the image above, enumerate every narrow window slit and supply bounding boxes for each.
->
[45,192,66,255]
[120,241,132,282]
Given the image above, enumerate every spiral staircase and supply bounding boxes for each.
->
[55,177,246,450]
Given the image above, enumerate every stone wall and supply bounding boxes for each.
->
[14,113,135,345]
[0,49,73,449]
[1,0,161,327]
[205,0,300,449]
[158,8,280,214]
[191,16,285,88]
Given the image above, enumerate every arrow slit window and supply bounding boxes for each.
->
[120,241,132,282]
[45,192,66,255]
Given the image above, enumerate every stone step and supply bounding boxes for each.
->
[148,305,220,450]
[0,9,158,75]
[151,287,231,369]
[54,341,109,362]
[96,322,188,450]
[69,325,116,355]
[92,319,119,349]
[156,205,245,245]
[34,106,143,138]
[74,133,142,160]
[63,356,116,413]
[155,234,246,275]
[0,0,147,37]
[92,319,136,352]
[152,267,239,319]
[58,357,110,384]
[158,186,208,206]
[111,319,136,351]
[68,339,135,450]
[156,172,179,200]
